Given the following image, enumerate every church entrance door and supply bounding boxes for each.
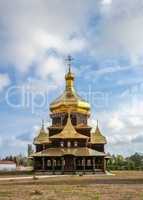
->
[64,155,74,171]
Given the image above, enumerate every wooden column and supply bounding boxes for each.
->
[103,158,106,173]
[76,113,78,125]
[33,158,36,171]
[52,158,55,174]
[61,157,64,174]
[61,115,63,126]
[73,157,76,172]
[60,115,62,126]
[83,158,85,174]
[93,157,95,173]
[42,157,45,171]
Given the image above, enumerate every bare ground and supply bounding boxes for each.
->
[0,171,143,200]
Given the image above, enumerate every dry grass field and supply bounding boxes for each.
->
[0,171,143,200]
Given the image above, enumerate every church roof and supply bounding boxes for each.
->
[50,113,89,139]
[90,121,107,144]
[50,60,90,115]
[31,147,106,157]
[33,121,50,145]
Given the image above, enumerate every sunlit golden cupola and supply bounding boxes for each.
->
[50,55,90,116]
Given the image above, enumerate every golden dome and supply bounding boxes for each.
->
[50,63,90,115]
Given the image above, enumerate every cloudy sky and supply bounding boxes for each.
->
[0,0,143,157]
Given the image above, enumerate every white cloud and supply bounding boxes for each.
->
[108,115,125,131]
[36,56,66,85]
[0,0,96,73]
[0,125,37,153]
[1,0,143,75]
[94,96,143,154]
[89,0,143,66]
[34,31,87,54]
[102,0,112,5]
[132,134,143,144]
[0,74,10,91]
[1,0,143,73]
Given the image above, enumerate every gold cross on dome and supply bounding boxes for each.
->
[65,55,74,72]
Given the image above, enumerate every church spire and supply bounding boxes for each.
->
[41,119,44,130]
[96,119,100,132]
[65,55,75,91]
[97,120,99,128]
[90,120,107,144]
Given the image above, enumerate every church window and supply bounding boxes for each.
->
[74,141,78,147]
[61,141,64,147]
[67,141,71,147]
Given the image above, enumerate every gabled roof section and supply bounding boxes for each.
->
[90,121,107,144]
[50,113,89,139]
[31,147,106,157]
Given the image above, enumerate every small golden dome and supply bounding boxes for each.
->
[50,62,90,115]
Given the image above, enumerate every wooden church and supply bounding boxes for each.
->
[31,57,108,174]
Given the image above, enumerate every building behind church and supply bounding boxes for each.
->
[31,58,109,174]
[0,161,16,171]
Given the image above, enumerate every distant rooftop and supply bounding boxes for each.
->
[0,160,16,165]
